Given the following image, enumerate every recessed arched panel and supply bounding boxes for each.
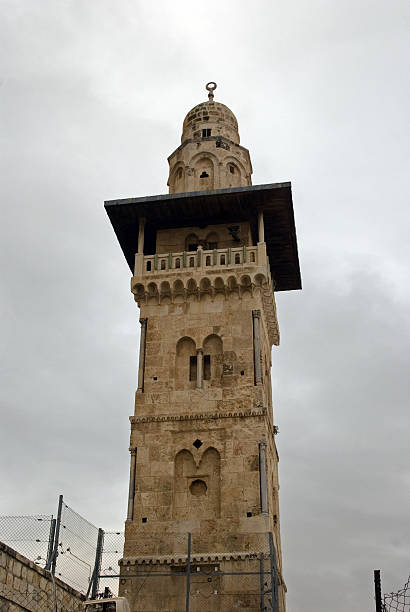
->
[240,275,252,287]
[173,447,221,519]
[227,276,238,291]
[160,281,171,295]
[214,277,225,292]
[173,279,185,294]
[254,273,267,287]
[226,162,242,188]
[169,164,185,194]
[187,278,197,293]
[200,277,211,292]
[147,282,158,296]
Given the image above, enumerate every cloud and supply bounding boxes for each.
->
[0,1,409,610]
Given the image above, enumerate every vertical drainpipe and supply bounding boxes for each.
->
[252,309,262,385]
[137,318,147,392]
[259,440,268,515]
[126,448,137,522]
[196,348,203,389]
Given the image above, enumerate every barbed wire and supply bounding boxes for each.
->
[383,576,410,612]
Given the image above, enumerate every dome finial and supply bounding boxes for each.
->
[206,81,217,101]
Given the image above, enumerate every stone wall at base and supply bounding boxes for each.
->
[0,541,85,612]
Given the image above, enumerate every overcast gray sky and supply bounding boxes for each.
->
[1,1,409,610]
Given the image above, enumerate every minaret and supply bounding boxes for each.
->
[105,83,301,612]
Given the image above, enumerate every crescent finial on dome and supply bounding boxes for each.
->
[206,81,217,101]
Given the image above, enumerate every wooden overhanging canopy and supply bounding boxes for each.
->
[104,182,301,292]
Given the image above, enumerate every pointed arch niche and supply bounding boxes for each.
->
[173,447,221,520]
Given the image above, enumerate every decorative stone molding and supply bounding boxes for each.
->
[130,408,267,425]
[132,271,279,346]
[120,551,261,566]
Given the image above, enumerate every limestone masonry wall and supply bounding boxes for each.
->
[0,541,85,611]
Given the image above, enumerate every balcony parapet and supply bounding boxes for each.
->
[135,245,262,277]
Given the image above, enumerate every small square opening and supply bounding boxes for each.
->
[246,512,252,518]
[142,517,147,523]
[193,439,203,449]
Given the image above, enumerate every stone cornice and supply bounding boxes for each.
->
[120,551,260,566]
[130,408,266,425]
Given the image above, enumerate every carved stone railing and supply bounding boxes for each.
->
[135,245,259,277]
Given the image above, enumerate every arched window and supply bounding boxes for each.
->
[235,253,241,264]
[194,157,214,190]
[175,337,196,389]
[203,334,223,382]
[186,233,199,252]
[175,258,181,268]
[206,231,219,250]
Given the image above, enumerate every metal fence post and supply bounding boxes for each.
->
[374,570,382,612]
[45,518,56,571]
[87,528,105,600]
[260,552,265,611]
[269,532,279,612]
[185,533,191,612]
[51,495,63,576]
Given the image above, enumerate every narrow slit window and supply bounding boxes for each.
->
[175,258,180,268]
[189,356,197,381]
[146,260,152,271]
[203,355,211,380]
[160,260,166,270]
[189,257,195,268]
[206,256,211,266]
[235,253,241,264]
[229,164,235,174]
[220,255,226,265]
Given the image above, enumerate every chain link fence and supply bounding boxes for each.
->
[101,531,280,612]
[99,531,125,597]
[2,500,409,612]
[0,514,54,568]
[383,576,410,612]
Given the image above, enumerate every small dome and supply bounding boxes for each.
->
[181,100,240,145]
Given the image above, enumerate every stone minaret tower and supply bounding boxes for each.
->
[105,83,301,612]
